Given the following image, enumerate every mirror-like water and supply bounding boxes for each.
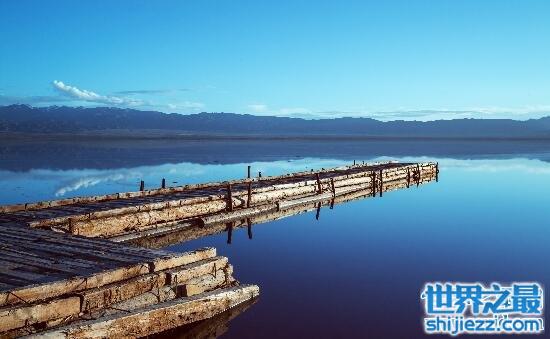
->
[1,140,548,338]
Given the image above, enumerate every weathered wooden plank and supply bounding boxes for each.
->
[180,265,234,297]
[30,285,260,338]
[0,263,149,307]
[165,257,229,286]
[92,285,177,318]
[79,272,167,313]
[0,296,80,332]
[0,246,217,307]
[149,247,217,272]
[200,204,277,227]
[108,220,197,243]
[0,235,144,265]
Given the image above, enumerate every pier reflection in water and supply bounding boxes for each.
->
[153,298,258,339]
[125,169,437,249]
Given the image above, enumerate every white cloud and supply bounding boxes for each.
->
[278,107,312,115]
[52,80,143,106]
[247,104,268,113]
[52,80,205,112]
[55,172,136,196]
[243,103,550,120]
[167,102,204,110]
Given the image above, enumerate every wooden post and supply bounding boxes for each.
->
[406,168,410,188]
[330,199,334,209]
[379,169,383,197]
[353,160,356,165]
[247,218,253,239]
[139,180,144,191]
[226,222,233,244]
[436,162,439,182]
[247,182,252,208]
[315,202,321,220]
[371,171,376,196]
[416,164,421,187]
[247,166,251,179]
[226,184,233,212]
[258,171,262,178]
[330,177,336,197]
[161,178,166,189]
[316,173,322,194]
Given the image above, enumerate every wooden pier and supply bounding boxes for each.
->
[0,161,437,337]
[122,165,438,249]
[0,161,438,240]
[0,224,257,338]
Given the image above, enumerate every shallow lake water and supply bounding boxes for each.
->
[1,140,549,338]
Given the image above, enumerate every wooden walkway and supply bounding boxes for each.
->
[0,160,437,337]
[124,168,438,249]
[0,162,438,241]
[0,224,257,338]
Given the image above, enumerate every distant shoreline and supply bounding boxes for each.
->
[3,131,550,142]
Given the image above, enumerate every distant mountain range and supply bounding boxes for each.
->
[2,104,550,139]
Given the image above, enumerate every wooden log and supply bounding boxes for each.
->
[86,285,177,319]
[277,192,334,211]
[0,296,80,332]
[79,273,167,312]
[179,265,234,297]
[0,263,149,308]
[149,247,216,272]
[165,257,229,286]
[108,220,197,243]
[200,204,276,227]
[95,262,234,317]
[30,285,260,339]
[125,223,228,249]
[68,200,229,237]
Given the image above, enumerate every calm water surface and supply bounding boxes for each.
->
[0,141,549,338]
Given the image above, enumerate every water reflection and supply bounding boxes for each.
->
[1,140,550,205]
[127,172,436,250]
[1,141,550,338]
[152,297,258,339]
[2,139,550,171]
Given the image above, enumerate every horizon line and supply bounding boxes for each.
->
[1,103,549,123]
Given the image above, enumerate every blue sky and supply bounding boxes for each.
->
[1,0,549,120]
